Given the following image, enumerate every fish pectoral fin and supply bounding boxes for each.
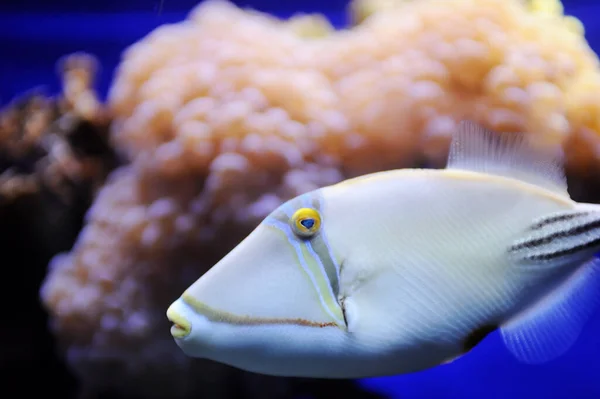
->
[500,257,600,364]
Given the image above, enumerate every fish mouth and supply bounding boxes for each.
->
[167,306,191,339]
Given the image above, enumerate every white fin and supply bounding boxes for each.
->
[447,120,568,196]
[500,257,600,364]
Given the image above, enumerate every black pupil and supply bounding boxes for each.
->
[300,218,315,229]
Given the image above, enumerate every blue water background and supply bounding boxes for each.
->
[2,0,600,398]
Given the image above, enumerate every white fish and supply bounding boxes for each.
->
[166,120,600,378]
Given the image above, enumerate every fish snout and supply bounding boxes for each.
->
[167,304,191,339]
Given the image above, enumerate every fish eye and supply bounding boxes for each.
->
[291,208,321,238]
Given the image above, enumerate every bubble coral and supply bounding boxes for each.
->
[40,0,600,397]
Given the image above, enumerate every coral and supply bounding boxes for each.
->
[0,53,116,250]
[58,52,109,125]
[0,53,115,201]
[0,53,117,395]
[332,0,600,172]
[39,0,600,397]
[348,0,412,25]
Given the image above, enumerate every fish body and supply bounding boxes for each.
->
[167,121,600,378]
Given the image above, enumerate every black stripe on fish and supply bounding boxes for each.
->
[509,210,600,262]
[510,211,600,251]
[511,219,600,252]
[525,238,600,262]
[527,211,590,231]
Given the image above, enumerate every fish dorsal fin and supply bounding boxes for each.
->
[446,120,568,196]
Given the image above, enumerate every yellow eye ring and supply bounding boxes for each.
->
[291,208,321,237]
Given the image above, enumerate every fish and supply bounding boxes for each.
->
[166,120,600,378]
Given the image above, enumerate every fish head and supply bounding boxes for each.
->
[166,189,358,377]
